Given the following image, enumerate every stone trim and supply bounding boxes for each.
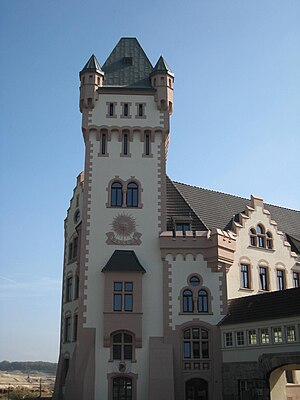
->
[134,102,146,119]
[120,102,132,119]
[106,101,117,118]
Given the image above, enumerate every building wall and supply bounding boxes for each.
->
[81,91,168,399]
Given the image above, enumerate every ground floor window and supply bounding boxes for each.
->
[113,377,132,400]
[186,378,208,400]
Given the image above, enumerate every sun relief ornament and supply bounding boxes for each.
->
[106,213,142,245]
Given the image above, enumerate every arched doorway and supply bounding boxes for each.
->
[269,364,300,400]
[186,378,208,400]
[112,377,132,400]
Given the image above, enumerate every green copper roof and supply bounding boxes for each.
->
[80,54,103,77]
[102,38,154,88]
[152,55,173,74]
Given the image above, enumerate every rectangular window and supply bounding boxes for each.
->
[293,272,299,288]
[73,237,78,259]
[259,267,268,291]
[109,102,114,116]
[64,316,71,343]
[236,331,245,346]
[74,275,79,299]
[145,134,150,156]
[101,133,106,155]
[286,326,296,342]
[224,332,233,347]
[123,134,128,155]
[273,327,283,343]
[248,330,257,345]
[138,103,144,117]
[66,276,73,302]
[68,243,73,262]
[260,328,270,344]
[241,264,250,289]
[123,103,129,116]
[73,314,78,342]
[277,270,285,290]
[113,281,133,312]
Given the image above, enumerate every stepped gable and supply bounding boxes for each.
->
[220,287,300,325]
[171,180,300,248]
[102,37,154,88]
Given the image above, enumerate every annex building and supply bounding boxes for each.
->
[53,38,300,400]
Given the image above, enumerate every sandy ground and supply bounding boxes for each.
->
[0,370,55,391]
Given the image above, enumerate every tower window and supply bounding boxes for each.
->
[197,289,208,313]
[109,103,114,116]
[135,103,146,118]
[113,281,133,312]
[111,182,123,207]
[64,315,72,343]
[126,182,138,207]
[145,134,150,156]
[138,104,143,116]
[183,290,193,313]
[183,327,209,359]
[112,332,133,361]
[101,133,107,155]
[123,134,129,155]
[66,276,73,302]
[123,103,129,116]
[112,377,132,400]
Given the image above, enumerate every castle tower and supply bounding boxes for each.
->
[53,38,174,400]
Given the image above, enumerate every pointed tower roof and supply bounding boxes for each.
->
[152,55,173,76]
[79,54,103,77]
[102,38,153,88]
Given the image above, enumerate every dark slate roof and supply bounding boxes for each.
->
[168,179,300,246]
[166,177,208,231]
[102,250,146,273]
[80,54,103,77]
[152,56,173,75]
[220,287,300,326]
[101,38,154,88]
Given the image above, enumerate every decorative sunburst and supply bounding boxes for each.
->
[111,213,137,240]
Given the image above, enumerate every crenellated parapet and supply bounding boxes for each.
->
[160,229,236,272]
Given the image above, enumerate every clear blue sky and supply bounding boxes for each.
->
[0,0,299,362]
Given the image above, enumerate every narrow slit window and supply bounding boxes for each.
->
[123,134,128,155]
[101,133,107,155]
[138,104,143,117]
[109,103,114,116]
[145,134,150,155]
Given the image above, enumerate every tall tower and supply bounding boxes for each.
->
[53,38,174,400]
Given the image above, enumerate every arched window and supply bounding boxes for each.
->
[198,290,208,312]
[249,228,257,246]
[113,377,132,400]
[256,224,265,247]
[126,182,138,207]
[266,231,273,249]
[111,182,123,207]
[183,289,193,313]
[112,332,133,361]
[183,327,209,360]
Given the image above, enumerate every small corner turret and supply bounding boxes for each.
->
[79,54,104,112]
[151,56,174,114]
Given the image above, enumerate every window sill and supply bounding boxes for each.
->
[248,245,275,252]
[179,312,213,316]
[109,359,136,363]
[238,288,254,292]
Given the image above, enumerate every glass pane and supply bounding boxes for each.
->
[202,341,209,358]
[184,329,190,339]
[201,329,208,339]
[113,333,122,343]
[125,282,133,292]
[183,342,191,358]
[124,333,132,343]
[113,345,121,360]
[114,294,122,311]
[114,282,122,291]
[192,342,200,358]
[124,345,132,360]
[189,276,200,286]
[124,294,133,311]
[192,328,199,339]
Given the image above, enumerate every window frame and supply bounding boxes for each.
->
[183,327,210,360]
[112,331,134,361]
[276,269,285,290]
[126,182,139,208]
[111,182,123,207]
[113,281,133,313]
[259,266,268,291]
[240,264,251,289]
[293,271,299,288]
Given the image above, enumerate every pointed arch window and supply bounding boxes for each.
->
[250,228,257,246]
[126,182,138,207]
[198,290,208,313]
[266,231,273,249]
[111,182,123,207]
